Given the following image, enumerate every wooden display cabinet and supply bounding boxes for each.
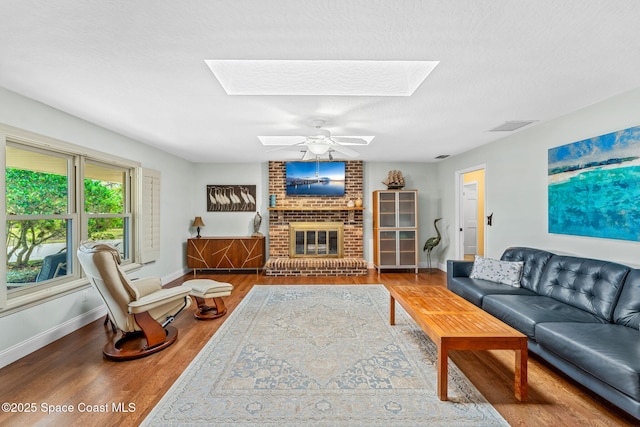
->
[373,190,418,273]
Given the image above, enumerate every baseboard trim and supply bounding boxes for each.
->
[164,268,190,284]
[0,305,107,369]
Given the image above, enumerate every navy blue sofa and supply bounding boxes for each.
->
[447,247,640,420]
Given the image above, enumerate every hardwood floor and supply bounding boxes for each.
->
[1,270,637,426]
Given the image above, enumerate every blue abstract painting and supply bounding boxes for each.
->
[548,125,640,241]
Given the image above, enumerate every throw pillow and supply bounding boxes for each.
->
[469,255,524,287]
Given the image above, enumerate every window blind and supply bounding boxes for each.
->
[140,168,161,263]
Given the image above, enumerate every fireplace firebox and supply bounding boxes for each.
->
[289,222,344,258]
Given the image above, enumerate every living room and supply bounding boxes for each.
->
[2,2,640,425]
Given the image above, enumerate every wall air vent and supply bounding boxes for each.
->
[489,121,536,132]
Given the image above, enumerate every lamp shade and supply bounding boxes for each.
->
[192,216,205,227]
[306,142,330,155]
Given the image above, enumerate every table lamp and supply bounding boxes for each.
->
[192,216,205,238]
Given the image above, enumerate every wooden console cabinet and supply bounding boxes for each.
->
[187,236,265,274]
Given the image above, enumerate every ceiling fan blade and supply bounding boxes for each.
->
[331,137,369,145]
[330,144,360,158]
[266,141,306,153]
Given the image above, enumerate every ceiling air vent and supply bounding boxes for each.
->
[435,155,450,159]
[489,121,536,132]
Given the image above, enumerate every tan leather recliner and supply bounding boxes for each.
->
[77,241,191,360]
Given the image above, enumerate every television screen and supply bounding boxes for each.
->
[285,161,346,196]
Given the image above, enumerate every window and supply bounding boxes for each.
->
[4,133,140,303]
[83,161,132,260]
[6,145,74,292]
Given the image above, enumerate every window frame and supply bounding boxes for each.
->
[5,143,76,298]
[81,159,133,262]
[1,125,144,314]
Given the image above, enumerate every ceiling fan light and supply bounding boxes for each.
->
[307,143,330,155]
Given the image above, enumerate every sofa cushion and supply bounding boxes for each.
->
[501,247,555,292]
[536,322,640,401]
[482,295,608,338]
[470,255,524,287]
[614,269,640,329]
[537,255,630,322]
[447,276,537,307]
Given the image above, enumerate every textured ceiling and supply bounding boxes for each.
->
[1,1,640,163]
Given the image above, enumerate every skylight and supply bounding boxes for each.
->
[205,60,439,96]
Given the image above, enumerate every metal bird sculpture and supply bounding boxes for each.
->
[252,212,263,237]
[423,218,442,271]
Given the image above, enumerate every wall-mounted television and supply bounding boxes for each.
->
[285,161,346,196]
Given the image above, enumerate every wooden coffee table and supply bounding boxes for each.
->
[388,285,528,401]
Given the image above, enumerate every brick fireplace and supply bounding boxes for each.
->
[264,160,367,276]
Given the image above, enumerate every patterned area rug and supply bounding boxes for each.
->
[142,285,508,426]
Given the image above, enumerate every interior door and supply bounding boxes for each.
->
[463,182,478,257]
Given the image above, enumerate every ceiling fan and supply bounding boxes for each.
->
[266,120,371,160]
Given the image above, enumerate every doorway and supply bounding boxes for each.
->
[463,181,478,258]
[456,167,485,260]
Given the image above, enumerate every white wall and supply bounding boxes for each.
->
[0,88,195,366]
[436,87,640,268]
[190,162,269,238]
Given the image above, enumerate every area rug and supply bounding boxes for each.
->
[142,285,509,426]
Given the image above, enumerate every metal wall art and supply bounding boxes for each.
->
[207,185,256,212]
[548,125,640,241]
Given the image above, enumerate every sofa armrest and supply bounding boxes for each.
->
[447,260,474,277]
